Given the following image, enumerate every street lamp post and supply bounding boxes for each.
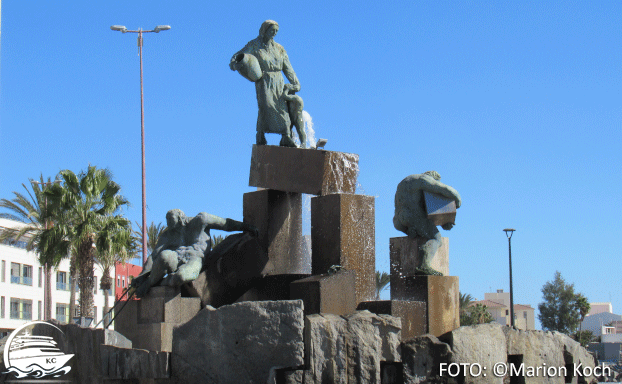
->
[110,25,171,264]
[503,228,516,327]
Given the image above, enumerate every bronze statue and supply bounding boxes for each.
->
[393,171,461,275]
[230,20,303,147]
[133,209,257,298]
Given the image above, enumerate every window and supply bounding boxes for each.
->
[122,277,125,288]
[56,304,69,323]
[1,260,5,282]
[523,311,527,319]
[94,306,97,324]
[22,265,32,285]
[10,263,33,285]
[117,276,120,287]
[10,263,19,284]
[38,301,42,320]
[1,296,4,318]
[38,267,43,288]
[10,298,32,320]
[505,309,509,316]
[56,271,68,290]
[93,276,98,294]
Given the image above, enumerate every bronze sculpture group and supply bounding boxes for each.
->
[132,21,463,298]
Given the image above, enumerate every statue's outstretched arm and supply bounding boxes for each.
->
[421,179,462,208]
[200,213,258,236]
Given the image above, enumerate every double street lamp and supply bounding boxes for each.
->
[110,25,171,264]
[503,228,516,327]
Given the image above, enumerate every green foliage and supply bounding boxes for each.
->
[43,165,129,319]
[375,271,390,300]
[574,330,595,347]
[459,292,474,314]
[0,176,65,267]
[538,271,588,334]
[460,303,495,326]
[211,234,225,250]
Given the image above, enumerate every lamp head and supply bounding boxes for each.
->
[503,228,516,239]
[154,25,171,33]
[111,25,128,33]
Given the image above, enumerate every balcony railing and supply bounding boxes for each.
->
[56,282,69,291]
[10,276,33,285]
[10,311,31,320]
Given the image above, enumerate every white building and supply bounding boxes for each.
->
[0,218,114,337]
[471,289,536,330]
[581,302,622,337]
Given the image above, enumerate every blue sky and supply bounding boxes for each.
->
[1,1,621,328]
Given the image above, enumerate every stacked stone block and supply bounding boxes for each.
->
[245,144,376,309]
[114,286,200,352]
[390,236,459,337]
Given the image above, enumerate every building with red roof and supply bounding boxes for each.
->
[470,289,535,330]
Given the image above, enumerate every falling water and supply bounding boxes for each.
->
[292,110,317,149]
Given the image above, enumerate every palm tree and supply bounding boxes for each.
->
[96,216,135,327]
[0,176,66,320]
[375,271,390,300]
[459,292,474,315]
[576,294,590,334]
[211,234,225,250]
[44,166,129,320]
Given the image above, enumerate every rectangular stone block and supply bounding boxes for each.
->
[136,322,176,352]
[390,236,449,278]
[290,270,357,317]
[357,300,427,341]
[249,144,359,195]
[423,191,456,226]
[113,299,139,344]
[138,286,187,324]
[243,189,308,274]
[311,193,375,304]
[390,276,459,337]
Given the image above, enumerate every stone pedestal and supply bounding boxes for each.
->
[249,145,359,195]
[311,193,375,304]
[357,300,427,341]
[243,189,308,274]
[390,236,449,278]
[390,276,459,337]
[290,270,357,317]
[115,286,201,352]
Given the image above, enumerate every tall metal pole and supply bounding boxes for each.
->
[138,29,148,265]
[111,24,170,265]
[504,228,516,327]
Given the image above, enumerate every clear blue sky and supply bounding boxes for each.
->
[2,1,621,329]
